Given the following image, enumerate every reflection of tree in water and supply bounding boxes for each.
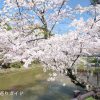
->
[12,80,83,100]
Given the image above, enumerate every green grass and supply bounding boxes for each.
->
[0,63,50,90]
[85,97,95,100]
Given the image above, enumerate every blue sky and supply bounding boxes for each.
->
[54,0,91,34]
[0,0,91,34]
[69,0,90,7]
[0,0,4,9]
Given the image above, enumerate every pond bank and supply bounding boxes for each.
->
[0,64,84,100]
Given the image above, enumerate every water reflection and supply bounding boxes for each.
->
[12,81,83,100]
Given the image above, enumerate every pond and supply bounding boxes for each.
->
[0,64,84,100]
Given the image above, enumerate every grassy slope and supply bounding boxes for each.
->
[0,64,49,90]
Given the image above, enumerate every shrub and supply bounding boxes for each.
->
[32,60,40,64]
[10,62,23,68]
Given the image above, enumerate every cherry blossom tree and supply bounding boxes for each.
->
[3,0,73,39]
